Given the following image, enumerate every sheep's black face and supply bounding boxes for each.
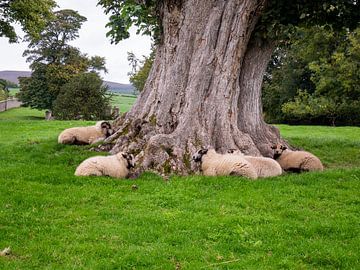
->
[271,144,287,159]
[192,149,208,163]
[101,121,114,137]
[122,153,135,169]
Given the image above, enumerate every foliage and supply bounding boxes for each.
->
[97,0,160,43]
[0,0,56,42]
[52,72,111,120]
[0,109,360,268]
[127,48,155,92]
[263,26,360,126]
[257,0,359,42]
[18,9,107,115]
[23,9,87,65]
[98,0,359,44]
[0,79,9,100]
[18,63,81,110]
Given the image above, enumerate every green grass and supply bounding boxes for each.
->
[0,108,359,269]
[110,93,137,113]
[278,124,360,169]
[8,88,19,97]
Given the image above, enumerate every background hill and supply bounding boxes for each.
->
[0,70,136,94]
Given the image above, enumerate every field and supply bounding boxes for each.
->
[0,107,359,269]
[4,88,136,113]
[110,93,137,113]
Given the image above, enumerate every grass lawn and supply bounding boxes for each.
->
[8,88,19,97]
[110,93,137,113]
[0,107,359,269]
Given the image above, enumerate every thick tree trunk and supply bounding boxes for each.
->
[104,0,286,175]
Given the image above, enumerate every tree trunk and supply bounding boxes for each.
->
[104,0,287,175]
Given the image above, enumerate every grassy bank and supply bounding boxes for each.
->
[0,108,359,269]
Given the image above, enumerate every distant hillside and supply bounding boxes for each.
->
[0,70,136,94]
[0,70,31,84]
[103,80,136,95]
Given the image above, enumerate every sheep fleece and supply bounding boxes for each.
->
[244,156,282,177]
[58,123,105,145]
[202,150,257,179]
[75,153,129,178]
[277,149,324,172]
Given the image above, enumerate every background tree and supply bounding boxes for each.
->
[0,0,55,42]
[127,48,155,92]
[18,9,108,118]
[0,79,8,100]
[53,72,111,120]
[98,0,359,175]
[263,26,360,126]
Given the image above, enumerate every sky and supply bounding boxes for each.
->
[0,0,152,83]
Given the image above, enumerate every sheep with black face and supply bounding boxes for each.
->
[58,121,113,145]
[192,148,257,179]
[271,143,323,172]
[75,152,135,179]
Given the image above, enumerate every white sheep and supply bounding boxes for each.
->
[75,152,135,178]
[58,121,113,145]
[192,149,258,179]
[228,149,283,178]
[271,143,324,172]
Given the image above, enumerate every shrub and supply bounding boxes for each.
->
[53,72,111,120]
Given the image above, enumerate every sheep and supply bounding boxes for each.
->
[58,121,113,145]
[192,149,258,179]
[271,143,324,172]
[227,149,283,178]
[75,152,135,178]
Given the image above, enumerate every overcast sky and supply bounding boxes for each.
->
[0,0,152,83]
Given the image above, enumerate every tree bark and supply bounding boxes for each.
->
[104,0,287,175]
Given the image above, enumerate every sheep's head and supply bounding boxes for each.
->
[271,144,287,159]
[100,121,114,137]
[227,149,244,155]
[122,152,135,169]
[192,149,208,163]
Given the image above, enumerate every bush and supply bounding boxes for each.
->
[53,73,111,120]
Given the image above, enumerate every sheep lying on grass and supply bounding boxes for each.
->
[58,121,113,145]
[75,152,135,178]
[271,143,324,172]
[192,149,258,179]
[228,149,283,178]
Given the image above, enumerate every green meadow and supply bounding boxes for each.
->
[0,107,359,269]
[110,93,137,113]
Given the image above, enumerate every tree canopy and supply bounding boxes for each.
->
[127,48,155,92]
[53,72,111,120]
[98,0,359,44]
[263,26,360,126]
[0,0,56,42]
[18,9,108,118]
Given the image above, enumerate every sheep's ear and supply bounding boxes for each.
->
[122,153,128,159]
[101,121,111,129]
[281,145,287,150]
[271,145,276,149]
[200,149,208,155]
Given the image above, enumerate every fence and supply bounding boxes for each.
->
[0,98,22,112]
